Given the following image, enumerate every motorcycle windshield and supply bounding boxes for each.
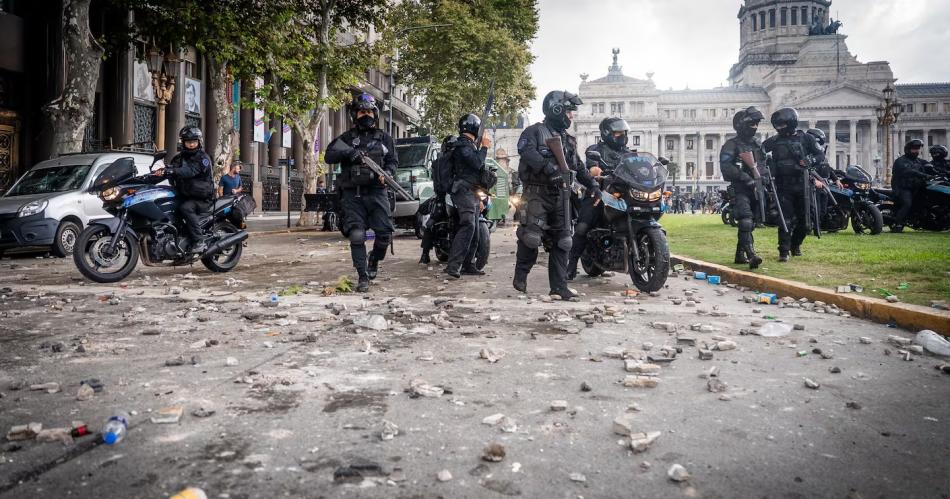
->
[845,165,872,183]
[613,152,667,190]
[92,158,137,191]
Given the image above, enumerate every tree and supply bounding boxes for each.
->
[44,0,104,157]
[124,0,289,179]
[255,0,389,226]
[388,0,537,137]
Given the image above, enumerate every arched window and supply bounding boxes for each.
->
[781,7,787,26]
[769,9,776,28]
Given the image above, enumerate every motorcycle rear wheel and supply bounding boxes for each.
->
[721,207,736,226]
[73,225,139,283]
[629,227,670,293]
[202,222,244,272]
[580,252,605,277]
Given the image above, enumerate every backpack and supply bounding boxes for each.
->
[478,165,498,191]
[432,137,458,195]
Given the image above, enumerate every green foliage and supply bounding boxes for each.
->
[389,0,538,137]
[278,284,306,296]
[335,275,355,293]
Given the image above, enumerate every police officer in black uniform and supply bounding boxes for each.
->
[159,126,215,254]
[419,135,456,265]
[514,90,601,300]
[804,128,842,225]
[324,93,398,292]
[567,117,630,279]
[719,107,766,269]
[929,145,950,177]
[445,113,492,278]
[762,108,826,261]
[890,139,934,232]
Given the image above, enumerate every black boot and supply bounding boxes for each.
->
[512,275,527,293]
[778,251,790,262]
[734,246,748,264]
[356,275,370,293]
[462,266,485,276]
[419,252,431,265]
[444,267,461,279]
[367,255,379,280]
[746,246,762,270]
[550,287,579,301]
[791,246,802,257]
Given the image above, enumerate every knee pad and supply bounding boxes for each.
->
[517,225,542,249]
[738,218,755,233]
[348,228,366,245]
[557,236,573,252]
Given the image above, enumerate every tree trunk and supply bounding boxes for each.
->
[208,60,236,182]
[295,117,322,227]
[44,0,103,157]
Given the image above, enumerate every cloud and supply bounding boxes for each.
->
[526,0,950,122]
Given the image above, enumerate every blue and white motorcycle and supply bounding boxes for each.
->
[73,153,251,283]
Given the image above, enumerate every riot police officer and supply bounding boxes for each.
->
[324,93,398,292]
[159,126,215,253]
[514,90,601,300]
[891,139,934,232]
[567,117,630,279]
[445,114,492,278]
[804,128,842,226]
[719,107,765,269]
[762,108,826,261]
[929,145,950,177]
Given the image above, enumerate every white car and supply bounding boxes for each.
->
[0,152,160,257]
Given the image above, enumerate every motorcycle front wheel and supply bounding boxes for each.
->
[629,227,670,293]
[73,225,139,283]
[852,201,883,235]
[202,222,244,272]
[721,206,735,226]
[580,252,605,277]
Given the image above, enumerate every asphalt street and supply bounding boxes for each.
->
[0,228,948,499]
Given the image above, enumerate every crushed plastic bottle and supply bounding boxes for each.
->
[915,330,950,357]
[757,322,793,337]
[102,411,130,445]
[170,487,208,499]
[269,293,279,305]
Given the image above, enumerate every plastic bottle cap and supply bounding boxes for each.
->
[103,432,118,445]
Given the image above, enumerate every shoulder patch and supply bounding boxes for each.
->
[517,138,528,151]
[202,158,211,167]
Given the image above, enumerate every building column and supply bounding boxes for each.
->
[105,40,133,148]
[923,128,931,149]
[678,134,686,182]
[869,119,878,170]
[828,120,837,169]
[697,132,705,181]
[849,120,857,167]
[656,133,663,158]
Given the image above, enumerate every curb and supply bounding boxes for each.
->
[249,227,321,237]
[671,254,950,336]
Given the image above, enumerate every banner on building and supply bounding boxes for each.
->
[282,123,292,149]
[253,77,265,142]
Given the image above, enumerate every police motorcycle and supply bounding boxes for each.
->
[579,150,670,292]
[73,153,250,283]
[424,189,493,266]
[719,188,737,226]
[816,179,853,233]
[877,174,950,232]
[833,165,884,235]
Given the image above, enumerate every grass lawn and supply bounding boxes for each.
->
[662,214,950,306]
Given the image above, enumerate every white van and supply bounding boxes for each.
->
[0,152,159,257]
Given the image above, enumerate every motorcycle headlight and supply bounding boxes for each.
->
[630,189,662,202]
[856,182,870,190]
[100,186,121,201]
[18,199,48,218]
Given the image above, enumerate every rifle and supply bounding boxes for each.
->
[328,140,413,201]
[544,135,576,231]
[738,149,766,222]
[475,80,495,150]
[761,160,789,234]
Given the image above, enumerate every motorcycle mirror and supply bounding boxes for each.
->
[657,156,670,166]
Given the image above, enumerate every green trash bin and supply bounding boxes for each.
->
[485,158,510,224]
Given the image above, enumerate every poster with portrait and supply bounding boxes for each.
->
[133,61,155,103]
[184,78,201,115]
[253,77,265,143]
[282,123,292,149]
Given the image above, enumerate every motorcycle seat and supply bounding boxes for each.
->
[213,195,237,213]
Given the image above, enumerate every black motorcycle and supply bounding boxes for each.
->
[422,190,492,269]
[877,175,950,232]
[73,153,251,283]
[817,183,852,233]
[719,189,737,226]
[835,165,883,235]
[579,151,670,293]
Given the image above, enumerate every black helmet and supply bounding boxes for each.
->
[905,139,924,156]
[732,107,764,139]
[179,126,203,149]
[929,144,948,161]
[349,92,379,128]
[599,117,630,150]
[542,90,583,131]
[770,108,799,136]
[458,113,481,137]
[806,128,827,146]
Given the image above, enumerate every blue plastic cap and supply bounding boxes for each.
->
[103,432,118,445]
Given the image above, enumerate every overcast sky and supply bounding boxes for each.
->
[526,0,950,122]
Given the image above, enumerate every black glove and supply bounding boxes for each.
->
[588,186,603,201]
[543,162,558,177]
[347,148,363,163]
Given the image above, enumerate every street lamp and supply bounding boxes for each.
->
[387,23,452,137]
[877,83,902,187]
[146,45,181,151]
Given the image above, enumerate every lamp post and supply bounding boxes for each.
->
[876,83,902,187]
[387,23,452,137]
[146,45,181,151]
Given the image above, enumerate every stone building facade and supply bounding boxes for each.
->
[573,0,950,193]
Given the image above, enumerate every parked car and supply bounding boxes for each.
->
[0,152,159,257]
